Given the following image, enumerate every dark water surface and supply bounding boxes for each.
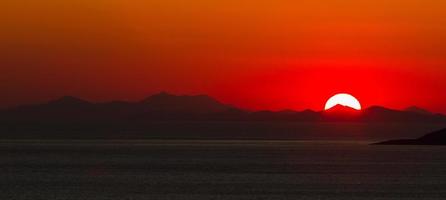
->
[1,140,446,199]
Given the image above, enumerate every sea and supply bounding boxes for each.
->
[1,140,446,200]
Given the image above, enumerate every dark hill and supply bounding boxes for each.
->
[405,106,432,115]
[47,96,91,107]
[3,96,96,121]
[322,105,361,121]
[360,106,445,122]
[139,92,233,113]
[375,128,446,145]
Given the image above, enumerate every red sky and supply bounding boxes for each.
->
[1,0,446,112]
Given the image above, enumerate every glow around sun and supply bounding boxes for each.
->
[324,93,361,110]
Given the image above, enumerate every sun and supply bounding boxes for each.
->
[324,93,361,110]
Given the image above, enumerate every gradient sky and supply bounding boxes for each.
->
[2,0,446,112]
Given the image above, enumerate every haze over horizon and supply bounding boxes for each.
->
[2,0,446,112]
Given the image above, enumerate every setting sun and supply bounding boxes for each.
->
[324,93,361,111]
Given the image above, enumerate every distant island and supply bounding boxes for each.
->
[374,128,446,145]
[1,92,445,140]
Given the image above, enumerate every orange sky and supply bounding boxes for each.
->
[2,0,446,112]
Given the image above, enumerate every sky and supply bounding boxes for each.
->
[1,0,446,112]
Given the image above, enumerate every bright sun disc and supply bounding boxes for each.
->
[324,93,361,110]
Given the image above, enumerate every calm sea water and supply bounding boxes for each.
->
[1,140,446,200]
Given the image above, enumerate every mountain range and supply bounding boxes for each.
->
[1,92,445,140]
[2,92,445,122]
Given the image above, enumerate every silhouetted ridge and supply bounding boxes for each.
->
[325,105,360,114]
[321,105,361,121]
[47,96,92,106]
[375,128,446,145]
[405,106,432,115]
[140,92,231,113]
[360,106,444,122]
[1,92,446,124]
[2,92,446,140]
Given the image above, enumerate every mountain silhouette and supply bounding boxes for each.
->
[3,93,236,121]
[48,96,91,106]
[1,92,446,140]
[404,106,432,115]
[375,128,446,145]
[3,96,96,121]
[325,105,360,113]
[2,93,445,122]
[360,106,445,122]
[322,105,361,120]
[139,92,233,113]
